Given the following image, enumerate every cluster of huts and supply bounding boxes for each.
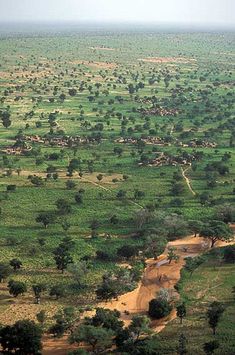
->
[1,143,32,155]
[139,152,194,167]
[137,107,178,116]
[181,139,217,148]
[115,137,170,146]
[1,134,100,155]
[24,135,98,147]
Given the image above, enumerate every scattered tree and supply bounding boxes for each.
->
[177,333,188,355]
[9,259,22,271]
[32,283,46,304]
[176,303,187,324]
[167,247,179,264]
[36,212,55,228]
[69,325,113,353]
[200,220,233,247]
[207,301,224,335]
[203,340,219,355]
[8,280,27,297]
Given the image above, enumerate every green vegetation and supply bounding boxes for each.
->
[0,26,234,353]
[160,247,235,354]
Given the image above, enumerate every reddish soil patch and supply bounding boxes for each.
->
[42,336,77,355]
[101,235,208,328]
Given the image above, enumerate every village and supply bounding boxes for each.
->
[24,134,100,146]
[1,134,101,155]
[139,151,198,167]
[137,106,179,116]
[1,134,100,155]
[115,136,169,146]
[115,136,217,149]
[178,139,217,148]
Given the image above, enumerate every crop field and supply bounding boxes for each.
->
[0,28,234,347]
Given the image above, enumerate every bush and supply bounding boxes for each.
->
[96,250,112,261]
[66,180,76,190]
[8,280,27,297]
[148,298,172,319]
[117,245,137,259]
[50,285,66,299]
[223,245,235,263]
[6,185,16,192]
[0,320,42,354]
[56,199,72,214]
[75,193,83,204]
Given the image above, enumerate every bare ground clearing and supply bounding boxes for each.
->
[69,60,117,69]
[138,57,196,64]
[89,46,115,51]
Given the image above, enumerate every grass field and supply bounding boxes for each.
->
[159,247,235,354]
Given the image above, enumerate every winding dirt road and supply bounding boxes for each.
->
[100,235,209,327]
[42,231,234,354]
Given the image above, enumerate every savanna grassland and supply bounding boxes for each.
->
[0,27,234,354]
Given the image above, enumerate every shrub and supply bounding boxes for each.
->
[6,185,16,192]
[148,298,172,319]
[223,245,235,263]
[117,245,137,259]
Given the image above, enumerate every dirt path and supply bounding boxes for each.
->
[80,176,110,192]
[42,233,234,354]
[100,235,208,327]
[80,175,143,209]
[181,166,196,196]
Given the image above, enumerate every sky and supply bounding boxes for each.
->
[0,0,234,28]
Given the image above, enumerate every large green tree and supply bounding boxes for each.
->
[0,320,42,354]
[200,220,233,247]
[53,245,73,273]
[69,325,114,353]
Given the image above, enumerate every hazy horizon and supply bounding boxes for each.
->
[0,0,234,29]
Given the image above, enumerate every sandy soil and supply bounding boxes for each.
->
[10,69,53,79]
[70,60,117,69]
[42,336,77,355]
[139,57,196,64]
[89,47,115,51]
[0,298,59,326]
[0,71,10,78]
[99,235,209,327]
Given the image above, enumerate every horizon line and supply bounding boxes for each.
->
[0,19,234,28]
